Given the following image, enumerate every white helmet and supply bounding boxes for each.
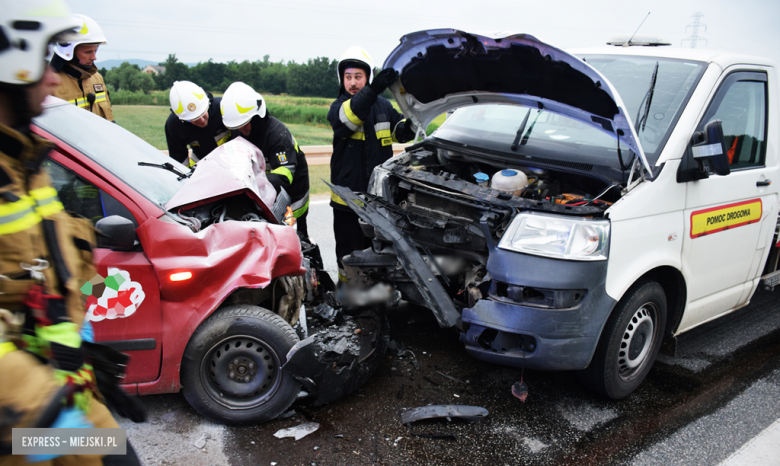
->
[0,0,80,86]
[169,81,209,121]
[337,46,374,87]
[53,14,106,61]
[221,82,266,129]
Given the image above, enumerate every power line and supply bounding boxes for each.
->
[682,12,707,48]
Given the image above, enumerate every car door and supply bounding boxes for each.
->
[45,159,163,384]
[680,69,776,329]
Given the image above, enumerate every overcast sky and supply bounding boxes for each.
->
[67,0,780,67]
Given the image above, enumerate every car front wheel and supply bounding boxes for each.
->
[181,305,300,425]
[578,280,667,399]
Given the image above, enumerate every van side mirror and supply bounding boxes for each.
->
[691,120,731,177]
[96,215,137,251]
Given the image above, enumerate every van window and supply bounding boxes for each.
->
[701,72,767,170]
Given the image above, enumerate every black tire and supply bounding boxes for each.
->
[578,280,667,399]
[181,305,300,425]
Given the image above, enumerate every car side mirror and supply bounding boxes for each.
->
[691,120,731,177]
[96,215,137,251]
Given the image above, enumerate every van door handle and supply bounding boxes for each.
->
[757,180,772,187]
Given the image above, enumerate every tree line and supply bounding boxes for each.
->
[101,54,344,98]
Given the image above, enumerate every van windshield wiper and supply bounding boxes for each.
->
[510,109,532,151]
[137,162,191,180]
[635,61,659,133]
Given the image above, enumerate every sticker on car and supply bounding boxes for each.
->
[82,268,146,322]
[690,199,762,238]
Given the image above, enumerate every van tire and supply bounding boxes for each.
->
[578,280,666,399]
[181,305,300,425]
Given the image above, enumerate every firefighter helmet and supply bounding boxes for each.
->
[169,81,210,121]
[0,0,80,86]
[53,14,107,62]
[221,82,266,129]
[337,46,374,88]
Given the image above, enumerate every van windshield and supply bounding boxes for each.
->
[582,55,707,161]
[431,56,706,174]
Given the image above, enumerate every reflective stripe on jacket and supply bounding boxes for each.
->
[327,86,410,210]
[0,123,119,439]
[241,115,310,217]
[53,63,114,121]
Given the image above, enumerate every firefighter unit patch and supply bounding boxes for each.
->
[277,152,287,163]
[93,83,104,92]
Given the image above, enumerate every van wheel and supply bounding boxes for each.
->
[181,305,300,425]
[578,280,666,399]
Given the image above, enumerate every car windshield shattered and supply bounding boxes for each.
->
[432,56,706,174]
[34,102,185,207]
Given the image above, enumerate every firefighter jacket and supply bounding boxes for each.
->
[242,115,310,219]
[327,86,414,210]
[0,123,118,458]
[165,96,235,167]
[52,57,113,122]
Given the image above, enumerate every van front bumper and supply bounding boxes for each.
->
[460,250,616,371]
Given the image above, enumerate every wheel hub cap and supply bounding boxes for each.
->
[617,305,655,380]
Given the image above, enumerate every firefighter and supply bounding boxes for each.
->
[327,46,418,281]
[0,1,140,464]
[50,14,113,121]
[165,80,235,167]
[221,82,311,239]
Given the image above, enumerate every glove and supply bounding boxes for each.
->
[80,320,94,343]
[266,173,291,194]
[85,342,147,423]
[26,407,93,463]
[368,68,399,95]
[400,120,419,142]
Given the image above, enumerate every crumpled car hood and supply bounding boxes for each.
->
[165,137,279,222]
[384,29,651,175]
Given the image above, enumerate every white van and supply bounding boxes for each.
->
[331,29,778,399]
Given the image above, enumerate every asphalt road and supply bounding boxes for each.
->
[117,201,780,465]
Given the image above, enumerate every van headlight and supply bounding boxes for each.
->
[498,212,610,261]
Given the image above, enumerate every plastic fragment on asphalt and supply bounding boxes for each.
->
[400,405,489,424]
[436,370,466,384]
[273,422,320,440]
[194,436,206,449]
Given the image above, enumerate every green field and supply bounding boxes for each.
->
[113,97,446,197]
[112,105,334,148]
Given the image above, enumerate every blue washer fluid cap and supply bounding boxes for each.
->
[474,172,489,182]
[501,169,518,176]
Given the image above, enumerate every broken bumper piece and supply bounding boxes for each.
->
[400,405,488,424]
[282,309,388,406]
[328,183,461,329]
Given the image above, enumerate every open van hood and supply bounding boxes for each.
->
[383,29,652,176]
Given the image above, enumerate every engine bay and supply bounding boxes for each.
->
[342,142,625,311]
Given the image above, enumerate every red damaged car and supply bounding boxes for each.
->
[32,97,386,425]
